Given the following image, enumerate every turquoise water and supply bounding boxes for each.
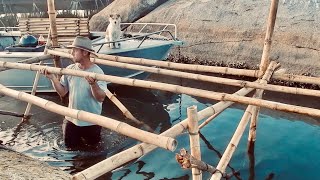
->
[0,87,320,180]
[110,94,320,180]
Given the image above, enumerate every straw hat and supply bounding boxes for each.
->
[67,36,97,56]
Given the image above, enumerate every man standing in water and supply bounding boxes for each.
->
[41,36,107,148]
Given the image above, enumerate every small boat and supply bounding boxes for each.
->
[0,22,183,92]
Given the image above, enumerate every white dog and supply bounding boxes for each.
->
[105,14,122,49]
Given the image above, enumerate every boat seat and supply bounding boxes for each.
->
[18,18,89,45]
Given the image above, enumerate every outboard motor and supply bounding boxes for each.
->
[18,34,38,47]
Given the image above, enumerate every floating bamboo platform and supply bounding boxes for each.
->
[1,0,320,180]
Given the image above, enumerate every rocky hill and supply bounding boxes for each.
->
[90,0,320,76]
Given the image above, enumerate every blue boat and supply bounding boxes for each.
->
[0,22,183,92]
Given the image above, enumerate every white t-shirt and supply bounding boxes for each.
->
[60,63,107,126]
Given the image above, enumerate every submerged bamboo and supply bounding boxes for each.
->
[259,0,279,74]
[1,61,320,118]
[47,49,320,98]
[187,106,201,180]
[211,106,255,180]
[0,84,177,151]
[104,89,154,132]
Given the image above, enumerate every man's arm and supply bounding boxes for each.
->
[85,76,106,102]
[40,69,68,97]
[89,82,106,102]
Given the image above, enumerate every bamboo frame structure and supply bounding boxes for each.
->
[72,82,255,179]
[0,83,177,151]
[187,106,201,180]
[210,62,277,180]
[46,49,320,98]
[2,61,320,118]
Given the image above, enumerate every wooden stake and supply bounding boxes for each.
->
[259,0,279,74]
[187,105,202,180]
[21,62,43,122]
[47,49,320,98]
[2,61,320,118]
[0,84,177,151]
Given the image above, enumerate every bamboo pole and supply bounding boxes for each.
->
[0,55,52,72]
[2,61,320,118]
[104,89,154,132]
[273,73,320,86]
[47,0,62,69]
[72,85,255,180]
[199,62,279,129]
[0,84,177,151]
[210,62,277,180]
[56,48,261,77]
[187,106,202,180]
[21,62,43,122]
[56,49,320,86]
[47,49,320,98]
[259,0,279,74]
[210,106,254,180]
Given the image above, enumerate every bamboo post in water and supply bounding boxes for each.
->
[47,0,62,69]
[259,0,279,74]
[21,62,43,122]
[46,49,320,98]
[210,62,278,180]
[0,84,177,151]
[187,105,202,180]
[104,89,154,132]
[2,61,320,118]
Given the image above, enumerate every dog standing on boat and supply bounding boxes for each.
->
[105,14,122,49]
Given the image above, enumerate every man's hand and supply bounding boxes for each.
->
[85,76,97,85]
[39,68,55,80]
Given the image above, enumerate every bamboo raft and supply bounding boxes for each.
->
[0,0,319,179]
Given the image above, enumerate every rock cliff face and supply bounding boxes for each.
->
[90,0,320,75]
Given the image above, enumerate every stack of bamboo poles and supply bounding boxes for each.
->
[19,18,89,44]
